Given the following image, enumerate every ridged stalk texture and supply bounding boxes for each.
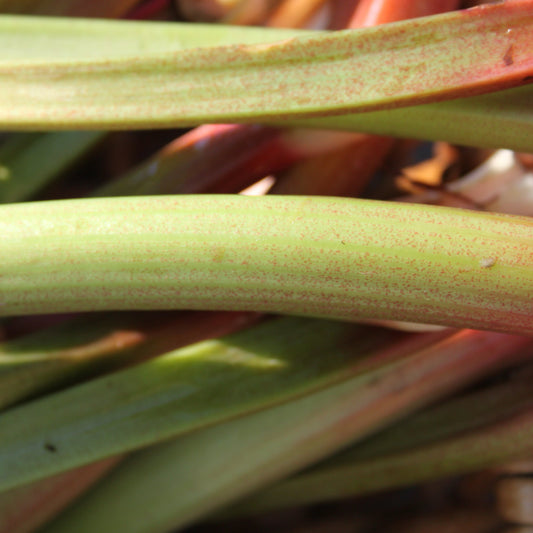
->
[1,195,532,334]
[1,2,532,128]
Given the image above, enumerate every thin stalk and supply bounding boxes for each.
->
[1,3,532,128]
[1,195,532,334]
[0,317,146,410]
[270,135,394,196]
[266,0,328,28]
[329,0,360,30]
[349,0,459,27]
[39,329,533,533]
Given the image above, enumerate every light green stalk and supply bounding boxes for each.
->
[1,3,532,129]
[1,195,532,333]
[0,310,256,411]
[0,16,311,62]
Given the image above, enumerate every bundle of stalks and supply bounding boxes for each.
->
[1,1,532,532]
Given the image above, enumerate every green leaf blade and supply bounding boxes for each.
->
[0,316,415,491]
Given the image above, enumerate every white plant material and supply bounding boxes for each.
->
[487,174,533,216]
[448,149,533,215]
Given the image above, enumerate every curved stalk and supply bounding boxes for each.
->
[1,195,532,334]
[1,2,532,129]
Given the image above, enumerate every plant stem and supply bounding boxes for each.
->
[39,328,533,533]
[1,195,532,334]
[1,3,532,128]
[0,316,420,491]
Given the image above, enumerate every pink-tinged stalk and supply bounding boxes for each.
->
[125,0,170,19]
[0,457,121,533]
[3,2,532,129]
[271,135,394,196]
[273,0,461,198]
[222,329,533,517]
[350,0,460,27]
[283,404,533,501]
[94,124,304,196]
[266,0,329,28]
[328,0,361,29]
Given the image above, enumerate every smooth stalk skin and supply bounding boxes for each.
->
[0,16,310,63]
[0,2,532,129]
[1,195,532,334]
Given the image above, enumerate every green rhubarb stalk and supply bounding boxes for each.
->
[1,2,532,129]
[1,195,532,334]
[0,0,160,204]
[227,375,533,516]
[0,15,311,63]
[39,329,533,533]
[0,316,429,491]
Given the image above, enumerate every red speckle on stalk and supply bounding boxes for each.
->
[504,45,515,66]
